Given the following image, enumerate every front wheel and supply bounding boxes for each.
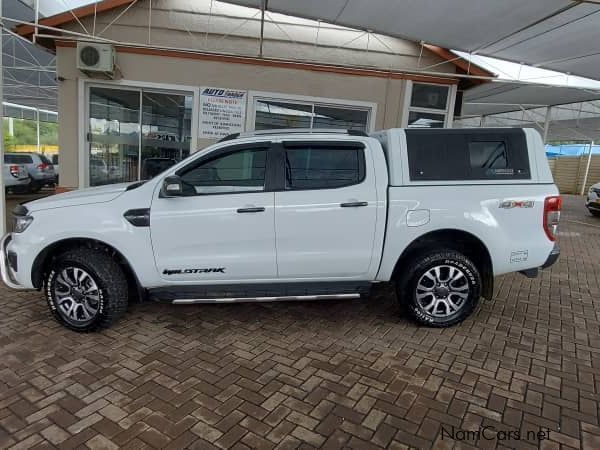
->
[44,247,129,332]
[396,249,481,327]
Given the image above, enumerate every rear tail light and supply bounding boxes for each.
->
[9,165,20,178]
[543,196,562,241]
[37,163,48,171]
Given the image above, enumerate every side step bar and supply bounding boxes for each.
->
[172,293,360,304]
[148,281,371,303]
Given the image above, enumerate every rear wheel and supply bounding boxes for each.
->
[28,181,42,193]
[44,247,128,332]
[396,249,481,327]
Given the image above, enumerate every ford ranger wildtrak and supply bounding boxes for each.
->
[1,128,560,331]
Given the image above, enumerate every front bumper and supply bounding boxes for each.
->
[0,234,27,290]
[587,202,600,211]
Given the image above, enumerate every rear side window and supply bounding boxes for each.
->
[5,154,33,164]
[38,154,52,165]
[406,130,530,181]
[284,144,365,190]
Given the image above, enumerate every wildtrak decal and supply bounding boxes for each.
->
[163,268,226,275]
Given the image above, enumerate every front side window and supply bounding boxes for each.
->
[179,147,267,195]
[284,146,364,190]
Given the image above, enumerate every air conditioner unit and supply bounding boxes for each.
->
[76,42,115,77]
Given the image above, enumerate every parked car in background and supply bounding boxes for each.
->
[586,182,600,216]
[4,153,56,193]
[51,154,59,185]
[1,128,560,332]
[89,158,110,185]
[3,162,30,194]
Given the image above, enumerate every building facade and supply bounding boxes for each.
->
[17,0,489,189]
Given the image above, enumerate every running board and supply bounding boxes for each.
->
[148,281,371,303]
[172,293,360,304]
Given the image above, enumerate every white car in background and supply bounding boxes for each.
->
[586,183,600,216]
[5,152,56,193]
[3,163,30,194]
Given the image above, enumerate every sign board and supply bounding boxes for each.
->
[199,87,247,139]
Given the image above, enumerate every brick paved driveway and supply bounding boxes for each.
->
[0,194,599,449]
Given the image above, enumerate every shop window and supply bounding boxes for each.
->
[406,82,452,128]
[252,96,372,132]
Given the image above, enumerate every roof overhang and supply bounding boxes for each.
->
[221,0,600,82]
[12,0,494,83]
[462,82,600,116]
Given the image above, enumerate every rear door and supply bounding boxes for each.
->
[274,140,379,279]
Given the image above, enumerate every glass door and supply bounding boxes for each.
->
[88,85,193,186]
[88,86,141,186]
[141,92,192,180]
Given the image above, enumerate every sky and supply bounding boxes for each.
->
[30,0,600,91]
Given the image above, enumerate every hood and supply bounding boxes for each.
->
[25,182,135,212]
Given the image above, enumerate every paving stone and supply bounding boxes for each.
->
[0,194,595,449]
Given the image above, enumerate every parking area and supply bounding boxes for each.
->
[0,194,598,449]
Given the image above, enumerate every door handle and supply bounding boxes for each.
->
[340,201,368,208]
[237,207,266,213]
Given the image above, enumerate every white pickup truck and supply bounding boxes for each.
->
[1,128,560,332]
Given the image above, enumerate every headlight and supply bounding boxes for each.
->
[13,215,33,233]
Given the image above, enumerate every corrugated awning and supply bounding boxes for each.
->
[224,0,600,81]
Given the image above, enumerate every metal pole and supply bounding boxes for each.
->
[33,0,39,43]
[36,108,40,152]
[542,106,552,143]
[259,0,267,57]
[0,0,6,237]
[581,141,594,196]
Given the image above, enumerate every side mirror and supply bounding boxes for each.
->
[162,175,183,197]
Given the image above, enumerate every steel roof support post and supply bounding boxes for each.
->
[0,0,6,237]
[542,106,552,144]
[581,141,594,196]
[36,108,40,152]
[33,0,38,43]
[259,0,267,57]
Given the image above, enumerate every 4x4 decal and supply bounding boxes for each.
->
[163,268,225,275]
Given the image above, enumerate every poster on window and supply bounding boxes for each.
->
[199,87,247,139]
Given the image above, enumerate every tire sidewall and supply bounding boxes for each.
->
[404,252,481,327]
[45,259,108,331]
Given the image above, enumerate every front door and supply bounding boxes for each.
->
[274,141,378,279]
[150,143,277,282]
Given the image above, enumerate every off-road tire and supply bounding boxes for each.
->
[44,246,128,332]
[396,249,481,327]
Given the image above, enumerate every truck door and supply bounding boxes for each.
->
[150,142,278,282]
[274,141,379,279]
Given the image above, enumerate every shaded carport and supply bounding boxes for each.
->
[223,0,600,82]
